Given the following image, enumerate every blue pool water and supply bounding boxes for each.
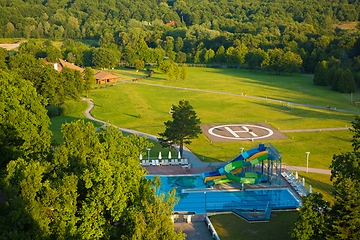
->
[146,175,302,214]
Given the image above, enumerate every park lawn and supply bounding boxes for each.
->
[112,67,149,81]
[210,212,298,240]
[139,67,360,112]
[298,171,335,205]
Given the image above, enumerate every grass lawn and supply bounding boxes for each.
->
[48,100,102,143]
[49,67,357,203]
[298,171,335,205]
[210,212,298,240]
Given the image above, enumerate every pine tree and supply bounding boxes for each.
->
[313,61,327,86]
[158,100,202,157]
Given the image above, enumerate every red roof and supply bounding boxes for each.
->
[166,21,177,25]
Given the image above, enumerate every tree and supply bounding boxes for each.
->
[60,67,83,100]
[327,115,360,239]
[313,61,327,86]
[337,68,356,93]
[292,193,330,240]
[1,120,185,239]
[84,67,95,97]
[158,100,201,158]
[92,48,118,69]
[0,70,51,169]
[327,178,360,239]
[134,59,145,72]
[179,65,188,83]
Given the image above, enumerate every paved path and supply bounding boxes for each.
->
[81,87,341,175]
[288,166,331,174]
[125,81,360,114]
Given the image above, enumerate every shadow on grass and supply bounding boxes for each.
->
[124,113,139,118]
[252,100,354,124]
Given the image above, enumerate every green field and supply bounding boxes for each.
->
[210,212,298,240]
[84,67,356,168]
[49,67,356,202]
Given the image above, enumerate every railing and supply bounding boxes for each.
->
[206,199,300,213]
[205,215,221,240]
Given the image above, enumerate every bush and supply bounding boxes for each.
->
[59,102,75,115]
[46,105,60,118]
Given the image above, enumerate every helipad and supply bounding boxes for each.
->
[200,123,289,142]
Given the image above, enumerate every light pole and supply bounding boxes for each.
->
[306,152,310,173]
[240,148,244,154]
[147,148,151,162]
[204,192,207,217]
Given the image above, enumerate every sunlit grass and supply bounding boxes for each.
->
[210,212,298,240]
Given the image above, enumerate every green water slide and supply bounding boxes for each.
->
[207,154,269,186]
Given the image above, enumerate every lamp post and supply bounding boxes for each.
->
[204,192,207,217]
[306,152,310,173]
[147,148,151,162]
[240,148,244,154]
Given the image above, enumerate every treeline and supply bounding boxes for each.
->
[1,0,360,93]
[0,40,100,108]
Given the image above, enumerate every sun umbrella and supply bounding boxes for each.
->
[139,153,142,160]
[295,171,298,180]
[178,151,181,159]
[309,185,312,194]
[168,151,171,159]
[158,152,162,160]
[302,178,305,187]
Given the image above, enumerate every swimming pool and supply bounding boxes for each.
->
[146,175,302,214]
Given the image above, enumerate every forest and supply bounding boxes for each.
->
[1,0,360,89]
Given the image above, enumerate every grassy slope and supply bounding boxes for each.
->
[210,212,298,240]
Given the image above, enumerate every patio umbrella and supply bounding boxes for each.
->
[295,171,298,180]
[139,153,142,160]
[302,178,305,187]
[158,152,162,160]
[178,151,181,159]
[309,185,312,194]
[168,151,171,159]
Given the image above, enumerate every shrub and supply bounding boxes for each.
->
[59,102,75,115]
[46,105,60,118]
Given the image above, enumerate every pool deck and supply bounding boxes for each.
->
[144,165,214,175]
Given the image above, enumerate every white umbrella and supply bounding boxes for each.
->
[302,178,305,187]
[178,151,181,159]
[168,151,172,159]
[158,152,162,160]
[295,171,298,180]
[139,153,143,160]
[309,185,312,194]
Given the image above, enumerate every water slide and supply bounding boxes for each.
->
[205,154,269,187]
[203,151,268,184]
[201,144,267,180]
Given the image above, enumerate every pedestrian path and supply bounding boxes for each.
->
[126,81,360,114]
[81,97,334,174]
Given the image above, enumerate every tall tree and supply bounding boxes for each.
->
[158,100,201,157]
[179,65,188,83]
[0,70,51,168]
[313,61,328,86]
[84,67,95,97]
[292,193,330,240]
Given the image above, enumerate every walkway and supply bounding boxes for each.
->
[81,90,341,175]
[125,81,360,114]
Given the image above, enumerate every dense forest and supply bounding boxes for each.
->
[1,0,360,78]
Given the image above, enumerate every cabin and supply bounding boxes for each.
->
[45,58,121,84]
